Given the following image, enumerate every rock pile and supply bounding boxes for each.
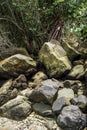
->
[0,39,87,130]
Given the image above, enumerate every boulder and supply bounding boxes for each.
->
[0,79,18,106]
[0,54,36,78]
[28,71,48,88]
[61,36,80,60]
[57,105,87,130]
[71,95,87,112]
[77,95,87,110]
[57,88,74,102]
[39,41,71,78]
[68,65,85,79]
[33,102,53,117]
[12,74,28,90]
[52,97,67,115]
[0,95,32,120]
[29,79,62,104]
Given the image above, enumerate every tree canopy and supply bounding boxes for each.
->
[0,0,87,53]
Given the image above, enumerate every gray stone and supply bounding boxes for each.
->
[52,97,67,114]
[33,102,53,117]
[70,97,78,105]
[39,41,71,78]
[0,95,32,120]
[29,79,61,104]
[71,95,87,113]
[57,88,74,102]
[57,105,87,130]
[77,95,87,109]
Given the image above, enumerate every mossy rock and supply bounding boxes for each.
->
[0,54,36,78]
[39,40,71,78]
[61,37,80,61]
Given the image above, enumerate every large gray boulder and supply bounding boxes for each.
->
[29,79,62,104]
[57,105,87,130]
[0,54,36,78]
[39,41,71,78]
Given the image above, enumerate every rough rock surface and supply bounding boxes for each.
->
[57,105,87,130]
[12,74,28,90]
[0,54,36,78]
[52,97,67,114]
[33,102,53,117]
[39,41,71,77]
[62,37,80,60]
[68,65,85,79]
[29,79,61,104]
[71,95,87,112]
[0,37,87,130]
[0,79,18,106]
[0,95,32,120]
[57,88,74,102]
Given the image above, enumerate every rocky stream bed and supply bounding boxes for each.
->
[0,38,87,130]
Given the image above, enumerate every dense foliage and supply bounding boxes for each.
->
[0,0,87,54]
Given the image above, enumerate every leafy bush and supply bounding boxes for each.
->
[0,0,86,54]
